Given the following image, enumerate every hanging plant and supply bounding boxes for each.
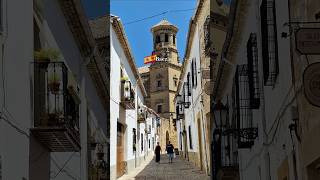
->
[48,72,61,94]
[34,48,61,61]
[120,76,129,82]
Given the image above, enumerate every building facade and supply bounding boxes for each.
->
[139,20,182,151]
[210,0,320,180]
[0,0,110,180]
[110,15,159,180]
[174,0,212,176]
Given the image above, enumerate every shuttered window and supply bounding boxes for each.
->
[260,0,279,86]
[247,33,260,109]
[191,59,198,87]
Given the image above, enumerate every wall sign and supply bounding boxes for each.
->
[303,62,320,107]
[296,28,320,54]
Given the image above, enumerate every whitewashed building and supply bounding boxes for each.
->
[175,0,211,175]
[211,0,299,180]
[110,15,158,180]
[0,0,109,180]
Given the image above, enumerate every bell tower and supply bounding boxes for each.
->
[151,19,179,65]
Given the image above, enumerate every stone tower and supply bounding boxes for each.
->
[139,19,181,149]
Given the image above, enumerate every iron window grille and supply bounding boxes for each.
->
[191,59,198,87]
[232,65,258,149]
[187,72,192,95]
[247,33,260,109]
[183,83,191,108]
[260,0,279,86]
[188,125,193,149]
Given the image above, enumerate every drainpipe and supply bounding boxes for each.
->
[79,56,92,180]
[287,0,300,179]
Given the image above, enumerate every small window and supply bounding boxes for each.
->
[173,35,176,44]
[191,59,197,87]
[157,104,162,113]
[141,134,144,152]
[188,125,193,149]
[156,35,160,43]
[165,34,169,42]
[174,79,177,86]
[157,80,162,87]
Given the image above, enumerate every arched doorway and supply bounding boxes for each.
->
[166,131,169,145]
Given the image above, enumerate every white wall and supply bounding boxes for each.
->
[0,0,33,180]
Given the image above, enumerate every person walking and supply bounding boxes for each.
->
[166,141,174,163]
[155,142,161,163]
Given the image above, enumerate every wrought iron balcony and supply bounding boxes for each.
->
[120,80,135,109]
[31,61,80,152]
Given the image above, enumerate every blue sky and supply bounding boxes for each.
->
[81,0,108,19]
[110,0,197,67]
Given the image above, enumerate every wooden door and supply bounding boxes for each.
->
[117,123,125,178]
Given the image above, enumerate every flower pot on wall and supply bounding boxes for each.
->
[48,81,60,94]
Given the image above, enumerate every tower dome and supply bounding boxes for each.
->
[151,19,179,64]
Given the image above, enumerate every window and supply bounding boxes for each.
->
[156,35,160,43]
[191,59,197,87]
[157,80,162,87]
[149,139,151,148]
[232,65,258,149]
[183,83,190,108]
[157,104,162,113]
[165,34,169,42]
[133,128,136,151]
[260,0,279,86]
[187,73,192,95]
[173,34,176,44]
[188,125,193,149]
[174,79,177,86]
[247,33,260,109]
[141,134,144,152]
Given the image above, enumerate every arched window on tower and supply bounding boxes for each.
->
[173,35,176,45]
[156,35,160,43]
[165,34,169,42]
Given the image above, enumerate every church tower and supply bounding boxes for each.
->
[139,19,181,149]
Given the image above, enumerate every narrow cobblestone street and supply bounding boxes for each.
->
[118,154,210,180]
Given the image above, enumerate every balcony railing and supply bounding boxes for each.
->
[31,61,80,152]
[120,80,135,109]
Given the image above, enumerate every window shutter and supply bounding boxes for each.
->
[187,73,191,95]
[247,33,260,109]
[260,0,279,86]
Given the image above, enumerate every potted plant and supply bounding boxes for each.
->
[120,76,128,82]
[48,72,61,94]
[34,48,61,68]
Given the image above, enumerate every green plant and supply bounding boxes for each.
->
[120,76,129,82]
[48,72,61,83]
[34,48,61,61]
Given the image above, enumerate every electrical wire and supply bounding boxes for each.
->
[123,8,195,25]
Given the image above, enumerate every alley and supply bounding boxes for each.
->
[118,155,210,180]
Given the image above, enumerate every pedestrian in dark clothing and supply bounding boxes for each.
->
[155,142,161,163]
[166,141,174,163]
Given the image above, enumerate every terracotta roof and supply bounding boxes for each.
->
[89,15,108,39]
[138,66,150,74]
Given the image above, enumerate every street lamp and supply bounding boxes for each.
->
[213,100,228,129]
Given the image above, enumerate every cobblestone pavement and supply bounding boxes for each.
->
[118,154,210,180]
